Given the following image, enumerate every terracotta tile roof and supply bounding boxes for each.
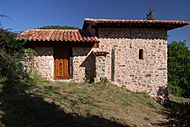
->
[17,29,99,42]
[83,18,189,30]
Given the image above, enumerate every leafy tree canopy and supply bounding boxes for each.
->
[168,41,190,97]
[0,28,26,80]
[39,25,80,30]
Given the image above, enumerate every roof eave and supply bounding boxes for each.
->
[83,18,190,30]
[92,22,189,30]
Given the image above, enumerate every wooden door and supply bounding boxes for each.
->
[54,47,71,80]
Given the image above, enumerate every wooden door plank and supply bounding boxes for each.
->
[54,47,71,80]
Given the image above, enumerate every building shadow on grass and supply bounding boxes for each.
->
[156,100,190,127]
[0,80,128,127]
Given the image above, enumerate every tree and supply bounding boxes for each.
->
[39,25,80,30]
[0,29,27,79]
[0,15,32,80]
[146,7,154,20]
[168,41,190,97]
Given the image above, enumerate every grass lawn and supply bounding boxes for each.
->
[0,77,190,127]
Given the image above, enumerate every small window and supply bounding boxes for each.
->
[139,49,143,59]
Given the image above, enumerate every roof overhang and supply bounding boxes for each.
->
[83,18,190,30]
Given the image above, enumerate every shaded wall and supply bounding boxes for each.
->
[72,47,96,82]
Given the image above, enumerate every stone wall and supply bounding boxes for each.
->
[93,52,108,82]
[32,47,54,80]
[98,28,168,100]
[72,47,96,82]
[27,47,97,82]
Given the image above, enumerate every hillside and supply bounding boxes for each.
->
[0,78,189,127]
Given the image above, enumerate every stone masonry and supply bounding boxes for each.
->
[72,47,96,82]
[97,28,167,99]
[29,47,97,82]
[32,47,54,80]
[93,52,108,82]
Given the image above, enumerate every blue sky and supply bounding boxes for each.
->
[0,0,190,44]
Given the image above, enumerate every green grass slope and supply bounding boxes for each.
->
[0,78,189,127]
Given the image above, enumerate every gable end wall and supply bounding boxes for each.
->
[98,28,168,99]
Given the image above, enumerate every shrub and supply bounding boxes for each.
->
[0,28,31,80]
[168,41,190,97]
